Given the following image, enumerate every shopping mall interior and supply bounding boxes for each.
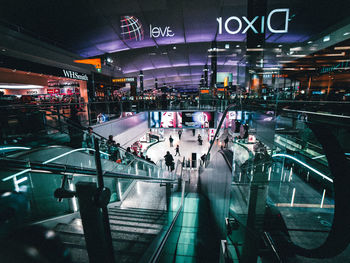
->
[0,0,349,262]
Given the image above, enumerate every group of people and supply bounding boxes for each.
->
[82,128,155,166]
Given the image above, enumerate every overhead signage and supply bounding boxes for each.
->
[217,8,290,35]
[62,70,88,81]
[74,58,101,69]
[319,61,350,74]
[112,77,136,83]
[120,16,144,41]
[150,25,175,38]
[26,90,38,95]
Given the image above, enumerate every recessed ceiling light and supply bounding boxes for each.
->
[278,44,283,47]
[225,44,230,49]
[344,32,350,36]
[257,45,261,47]
[307,41,313,44]
[173,46,176,50]
[323,35,330,42]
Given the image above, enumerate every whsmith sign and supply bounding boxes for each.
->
[62,70,89,81]
[217,8,290,35]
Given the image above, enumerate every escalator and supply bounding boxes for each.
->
[0,142,182,263]
[1,102,349,262]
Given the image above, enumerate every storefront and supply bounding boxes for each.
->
[0,55,90,104]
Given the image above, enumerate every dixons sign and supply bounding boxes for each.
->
[62,70,88,81]
[217,8,290,34]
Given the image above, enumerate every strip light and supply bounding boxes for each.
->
[272,153,333,183]
[0,147,31,151]
[3,148,110,182]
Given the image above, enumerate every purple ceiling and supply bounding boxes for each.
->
[1,0,350,87]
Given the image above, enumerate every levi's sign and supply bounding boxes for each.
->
[217,8,290,34]
[62,70,88,81]
[150,25,175,38]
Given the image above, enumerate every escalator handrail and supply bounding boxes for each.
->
[206,104,237,160]
[0,157,176,183]
[148,159,186,263]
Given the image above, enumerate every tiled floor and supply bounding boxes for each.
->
[146,129,216,165]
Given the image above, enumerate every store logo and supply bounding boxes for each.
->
[217,8,290,35]
[62,70,88,81]
[150,25,175,38]
[120,16,144,41]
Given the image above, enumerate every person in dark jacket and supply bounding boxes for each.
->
[169,136,174,147]
[175,145,180,156]
[224,136,229,148]
[164,151,174,171]
[178,130,182,140]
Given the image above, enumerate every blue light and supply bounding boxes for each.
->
[272,153,333,183]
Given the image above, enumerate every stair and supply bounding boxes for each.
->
[54,207,167,263]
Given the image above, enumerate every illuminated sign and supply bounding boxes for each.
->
[26,90,38,95]
[47,89,60,94]
[150,25,175,38]
[112,77,136,83]
[120,16,144,41]
[62,70,88,81]
[261,74,288,78]
[217,8,290,35]
[74,58,101,69]
[319,61,350,74]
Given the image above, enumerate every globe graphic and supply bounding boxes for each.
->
[120,16,144,41]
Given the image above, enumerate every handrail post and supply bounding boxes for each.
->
[87,138,114,263]
[75,182,114,263]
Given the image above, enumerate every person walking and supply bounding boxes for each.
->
[198,134,203,145]
[224,136,229,148]
[169,135,174,147]
[178,130,182,140]
[175,145,180,156]
[164,151,174,171]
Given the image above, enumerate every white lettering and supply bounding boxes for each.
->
[242,16,259,34]
[62,70,88,81]
[267,8,289,33]
[225,16,242,35]
[150,24,175,38]
[217,8,290,34]
[217,17,222,34]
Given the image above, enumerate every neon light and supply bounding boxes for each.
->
[43,148,110,164]
[0,147,31,151]
[3,169,31,182]
[291,187,296,207]
[272,153,333,183]
[16,176,28,184]
[3,148,110,182]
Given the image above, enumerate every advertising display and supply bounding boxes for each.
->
[182,112,215,128]
[149,111,215,129]
[149,112,177,128]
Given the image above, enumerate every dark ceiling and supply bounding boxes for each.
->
[1,0,350,88]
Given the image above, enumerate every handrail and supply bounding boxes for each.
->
[0,157,176,183]
[147,159,186,263]
[54,113,161,168]
[206,104,237,159]
[263,232,282,262]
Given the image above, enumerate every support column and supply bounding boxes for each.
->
[210,41,217,89]
[204,64,209,87]
[139,70,144,94]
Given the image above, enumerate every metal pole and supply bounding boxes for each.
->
[94,138,115,263]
